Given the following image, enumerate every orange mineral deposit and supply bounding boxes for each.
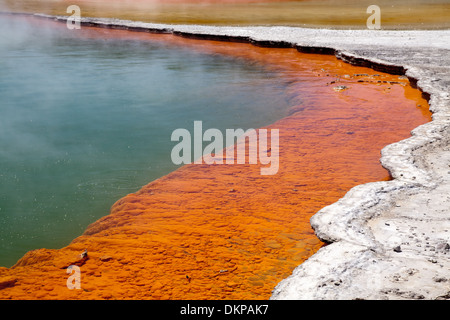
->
[0,21,431,300]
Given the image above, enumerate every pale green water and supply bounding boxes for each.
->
[0,17,292,267]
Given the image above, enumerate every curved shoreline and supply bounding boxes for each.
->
[2,12,449,299]
[43,14,450,299]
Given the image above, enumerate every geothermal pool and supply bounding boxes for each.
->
[0,16,432,300]
[0,17,292,267]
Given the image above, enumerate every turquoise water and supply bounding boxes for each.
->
[0,18,292,267]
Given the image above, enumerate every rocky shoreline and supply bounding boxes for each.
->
[3,12,450,299]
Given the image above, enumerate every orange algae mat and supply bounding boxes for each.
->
[0,24,431,300]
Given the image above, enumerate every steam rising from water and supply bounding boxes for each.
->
[0,16,291,267]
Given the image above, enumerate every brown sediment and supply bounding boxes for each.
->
[3,0,450,29]
[0,18,432,300]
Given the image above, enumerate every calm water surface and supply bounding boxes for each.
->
[0,18,292,267]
